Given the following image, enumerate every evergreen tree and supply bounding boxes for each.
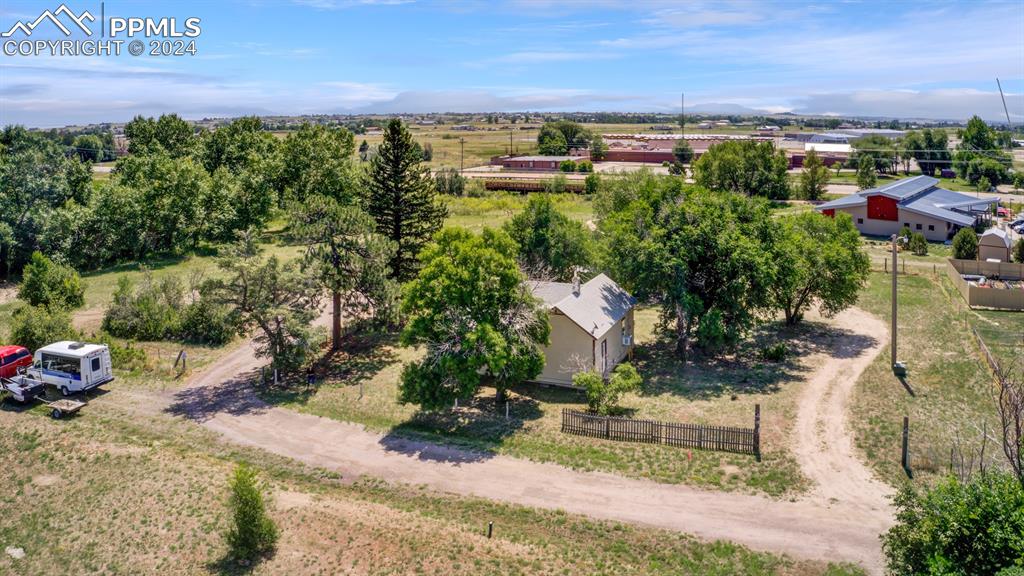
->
[364,119,447,280]
[799,149,830,200]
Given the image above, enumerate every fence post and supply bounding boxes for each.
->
[604,414,610,439]
[754,404,762,462]
[901,416,911,477]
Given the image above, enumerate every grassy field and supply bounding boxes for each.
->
[0,385,862,576]
[850,270,1009,486]
[445,193,593,231]
[260,302,862,498]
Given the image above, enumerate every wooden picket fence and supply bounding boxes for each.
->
[561,406,761,460]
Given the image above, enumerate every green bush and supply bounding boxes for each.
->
[758,343,787,362]
[584,173,600,195]
[908,232,928,256]
[882,472,1024,576]
[559,159,576,173]
[434,167,465,196]
[576,160,593,173]
[544,174,569,194]
[464,178,489,198]
[95,332,148,371]
[177,299,237,346]
[18,251,85,310]
[1014,238,1024,263]
[9,305,78,352]
[573,362,642,415]
[225,464,278,561]
[952,227,978,260]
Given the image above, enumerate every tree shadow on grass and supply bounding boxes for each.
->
[206,551,275,576]
[382,383,545,463]
[636,318,879,401]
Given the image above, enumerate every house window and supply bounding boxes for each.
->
[903,223,910,228]
[916,223,922,230]
[928,225,934,231]
[857,218,864,224]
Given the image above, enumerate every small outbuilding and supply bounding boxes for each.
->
[978,228,1012,262]
[530,274,637,386]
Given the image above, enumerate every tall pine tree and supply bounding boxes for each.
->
[365,119,447,280]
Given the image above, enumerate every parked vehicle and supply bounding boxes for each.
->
[0,373,45,403]
[29,341,114,396]
[0,345,33,379]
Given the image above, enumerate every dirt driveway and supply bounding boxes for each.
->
[145,306,892,573]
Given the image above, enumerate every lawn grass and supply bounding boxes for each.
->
[0,366,862,576]
[850,271,1004,486]
[445,193,593,231]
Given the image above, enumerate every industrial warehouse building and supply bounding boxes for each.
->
[815,176,998,242]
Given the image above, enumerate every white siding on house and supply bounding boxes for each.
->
[833,205,954,242]
[536,313,593,385]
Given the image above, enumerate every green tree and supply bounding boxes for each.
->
[199,116,278,174]
[537,125,568,155]
[289,196,398,350]
[672,139,694,164]
[358,139,370,162]
[851,135,898,174]
[559,159,576,172]
[768,212,869,325]
[574,362,642,415]
[953,116,1012,183]
[692,140,790,200]
[798,149,830,200]
[589,134,607,160]
[9,305,78,352]
[203,235,323,373]
[1013,238,1024,263]
[399,228,549,408]
[503,194,593,281]
[856,154,877,190]
[601,187,775,357]
[365,119,448,281]
[434,167,465,196]
[71,134,104,163]
[903,128,951,176]
[278,123,357,205]
[882,473,1024,576]
[18,251,84,310]
[952,227,978,260]
[225,464,278,562]
[124,114,195,158]
[584,173,601,195]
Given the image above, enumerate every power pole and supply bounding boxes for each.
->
[460,137,465,173]
[892,233,907,375]
[509,130,513,156]
[680,92,685,136]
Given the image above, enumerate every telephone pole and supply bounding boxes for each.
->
[460,137,465,173]
[680,92,685,135]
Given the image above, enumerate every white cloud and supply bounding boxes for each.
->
[792,89,1024,121]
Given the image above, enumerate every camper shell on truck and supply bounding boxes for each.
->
[31,341,113,396]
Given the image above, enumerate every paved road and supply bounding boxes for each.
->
[148,307,893,574]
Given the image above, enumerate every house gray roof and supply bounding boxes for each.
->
[980,228,1011,248]
[816,175,997,228]
[529,274,637,339]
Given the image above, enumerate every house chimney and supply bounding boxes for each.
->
[571,269,581,296]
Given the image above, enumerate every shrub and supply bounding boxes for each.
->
[544,174,569,194]
[434,167,465,196]
[668,161,685,176]
[758,343,787,362]
[225,464,278,561]
[977,175,992,193]
[584,173,600,196]
[9,305,78,352]
[576,160,593,173]
[177,299,237,346]
[881,472,1024,576]
[464,178,488,198]
[897,226,912,241]
[952,227,979,260]
[1014,238,1024,263]
[908,232,928,256]
[559,159,576,173]
[102,275,183,341]
[95,332,148,371]
[574,362,642,415]
[661,160,670,167]
[18,251,85,310]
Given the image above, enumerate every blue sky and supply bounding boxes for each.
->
[1,0,1022,127]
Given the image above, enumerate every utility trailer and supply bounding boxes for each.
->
[0,373,46,404]
[38,397,87,419]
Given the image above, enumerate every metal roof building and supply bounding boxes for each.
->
[815,175,998,241]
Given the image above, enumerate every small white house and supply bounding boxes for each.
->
[530,274,637,386]
[978,228,1012,262]
[31,341,113,396]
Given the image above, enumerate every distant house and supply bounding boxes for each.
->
[978,228,1012,262]
[498,155,580,171]
[530,274,637,386]
[815,175,998,242]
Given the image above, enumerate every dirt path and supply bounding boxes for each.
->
[147,307,892,573]
[792,308,893,513]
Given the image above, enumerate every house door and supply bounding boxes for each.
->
[601,339,608,373]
